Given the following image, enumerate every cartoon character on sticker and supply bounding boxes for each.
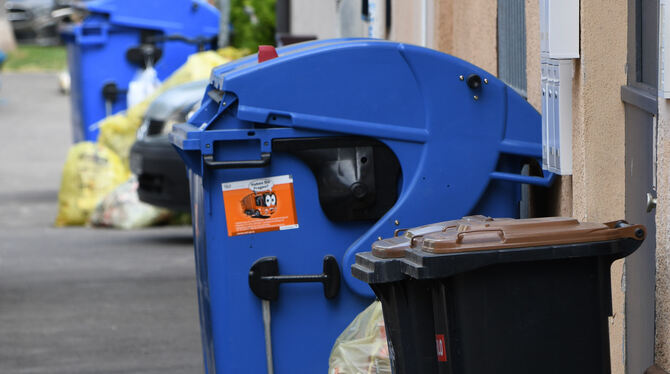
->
[240,189,277,219]
[222,175,298,236]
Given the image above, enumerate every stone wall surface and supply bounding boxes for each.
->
[571,2,628,372]
[432,0,497,74]
[655,103,670,370]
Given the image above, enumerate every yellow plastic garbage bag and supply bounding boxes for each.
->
[218,46,250,61]
[95,113,136,171]
[329,301,391,374]
[55,142,130,226]
[98,48,248,169]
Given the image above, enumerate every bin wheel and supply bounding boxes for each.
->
[253,210,260,217]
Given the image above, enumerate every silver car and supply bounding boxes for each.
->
[6,0,60,44]
[129,79,208,212]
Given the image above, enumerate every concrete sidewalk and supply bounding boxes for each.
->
[0,73,203,374]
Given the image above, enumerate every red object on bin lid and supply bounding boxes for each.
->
[258,45,278,63]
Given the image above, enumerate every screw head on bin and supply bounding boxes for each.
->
[466,74,482,89]
[635,228,645,238]
[350,182,368,199]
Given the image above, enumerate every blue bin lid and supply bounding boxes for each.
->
[174,39,551,183]
[80,0,219,35]
[178,39,545,162]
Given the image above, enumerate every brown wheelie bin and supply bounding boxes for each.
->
[352,216,646,374]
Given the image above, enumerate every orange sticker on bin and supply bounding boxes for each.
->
[221,175,299,236]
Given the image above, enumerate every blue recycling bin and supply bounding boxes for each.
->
[62,0,219,142]
[170,39,555,374]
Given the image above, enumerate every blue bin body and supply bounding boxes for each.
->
[171,39,554,374]
[62,0,219,142]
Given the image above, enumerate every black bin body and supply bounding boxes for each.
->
[352,216,646,374]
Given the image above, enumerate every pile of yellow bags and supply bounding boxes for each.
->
[55,47,249,227]
[55,142,130,226]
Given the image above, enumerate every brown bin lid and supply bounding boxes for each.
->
[372,216,646,259]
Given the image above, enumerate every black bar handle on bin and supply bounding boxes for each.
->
[203,152,271,169]
[102,82,127,103]
[248,256,341,301]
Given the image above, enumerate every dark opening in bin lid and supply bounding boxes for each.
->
[372,216,646,259]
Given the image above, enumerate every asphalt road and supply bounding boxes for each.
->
[0,73,203,373]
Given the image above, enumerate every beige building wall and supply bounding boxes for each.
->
[432,0,497,74]
[657,102,670,370]
[525,0,541,112]
[569,2,628,373]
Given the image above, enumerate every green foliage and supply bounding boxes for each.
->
[4,45,67,72]
[230,0,276,50]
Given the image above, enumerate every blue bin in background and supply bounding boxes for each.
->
[62,0,219,142]
[170,39,555,374]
